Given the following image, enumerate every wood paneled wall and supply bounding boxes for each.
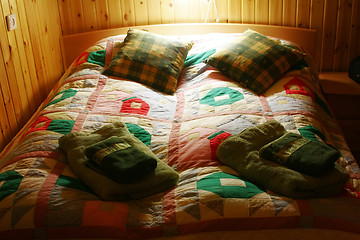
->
[0,0,359,152]
[0,0,64,151]
[58,0,360,72]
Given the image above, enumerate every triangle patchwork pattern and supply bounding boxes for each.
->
[200,197,224,217]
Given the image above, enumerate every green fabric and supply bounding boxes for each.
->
[204,29,304,95]
[125,123,151,146]
[298,124,326,142]
[103,28,193,94]
[184,49,216,67]
[84,136,157,184]
[197,172,264,199]
[87,50,106,67]
[47,119,75,135]
[45,89,77,108]
[199,87,244,107]
[56,175,91,192]
[0,170,23,201]
[260,132,341,177]
[58,121,179,201]
[217,120,349,199]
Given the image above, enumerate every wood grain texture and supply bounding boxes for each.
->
[283,0,296,27]
[269,0,282,25]
[82,0,98,32]
[0,0,64,152]
[57,0,360,72]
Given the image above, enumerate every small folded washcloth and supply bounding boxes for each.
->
[259,132,341,177]
[59,121,179,201]
[217,120,349,198]
[84,136,157,184]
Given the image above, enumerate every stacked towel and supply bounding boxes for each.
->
[59,122,179,201]
[259,132,341,177]
[84,136,157,184]
[217,120,349,198]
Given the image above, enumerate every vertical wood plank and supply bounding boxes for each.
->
[15,0,41,107]
[49,0,65,85]
[36,0,64,89]
[69,0,85,33]
[228,0,241,23]
[82,0,98,31]
[355,1,360,58]
[186,0,201,23]
[57,0,73,35]
[309,0,325,70]
[255,0,269,24]
[0,1,29,126]
[0,0,66,152]
[9,0,36,114]
[173,0,194,23]
[269,0,282,25]
[147,0,161,24]
[321,0,338,71]
[0,89,8,150]
[215,0,228,23]
[54,0,360,72]
[0,43,17,138]
[121,0,135,26]
[347,0,360,67]
[296,0,310,28]
[95,0,110,29]
[134,0,148,25]
[282,0,296,27]
[242,0,255,24]
[23,0,49,100]
[107,0,123,28]
[333,0,352,70]
[200,0,212,23]
[160,0,175,24]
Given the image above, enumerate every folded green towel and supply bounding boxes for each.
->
[217,120,349,198]
[84,136,157,184]
[58,122,179,201]
[259,132,341,177]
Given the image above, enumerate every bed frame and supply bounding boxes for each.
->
[3,23,360,240]
[62,23,316,68]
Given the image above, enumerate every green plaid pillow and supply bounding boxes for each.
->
[204,29,304,95]
[103,28,193,94]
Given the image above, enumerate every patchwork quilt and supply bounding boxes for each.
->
[0,32,359,239]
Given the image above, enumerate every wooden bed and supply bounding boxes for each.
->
[0,23,359,240]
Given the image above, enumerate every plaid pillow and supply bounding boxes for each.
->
[204,29,304,95]
[103,28,193,94]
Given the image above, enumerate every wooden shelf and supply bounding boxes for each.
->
[319,72,360,161]
[319,72,360,95]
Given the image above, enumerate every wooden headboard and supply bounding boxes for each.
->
[62,23,316,69]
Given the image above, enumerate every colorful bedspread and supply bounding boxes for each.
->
[0,33,360,239]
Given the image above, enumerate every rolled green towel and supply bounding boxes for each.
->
[217,120,349,198]
[58,122,179,201]
[259,132,341,177]
[84,136,157,184]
